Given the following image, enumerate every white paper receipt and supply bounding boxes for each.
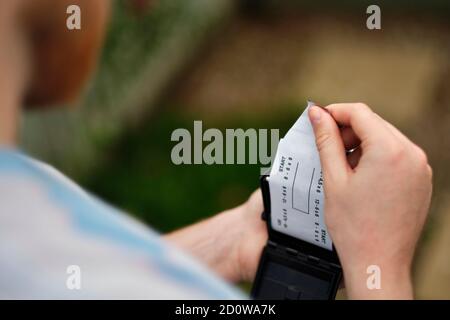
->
[268,101,332,250]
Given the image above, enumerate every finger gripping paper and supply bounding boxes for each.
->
[268,102,332,251]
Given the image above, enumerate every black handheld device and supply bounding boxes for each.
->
[251,175,342,300]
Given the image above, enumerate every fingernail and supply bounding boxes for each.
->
[309,106,322,124]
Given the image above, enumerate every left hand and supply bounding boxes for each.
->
[164,189,267,283]
[234,190,267,282]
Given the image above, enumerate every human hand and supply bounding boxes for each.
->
[234,189,267,282]
[164,189,267,283]
[308,103,432,299]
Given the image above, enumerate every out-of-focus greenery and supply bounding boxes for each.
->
[80,0,450,231]
[83,104,304,231]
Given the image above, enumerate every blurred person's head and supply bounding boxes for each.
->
[23,0,111,108]
[0,0,111,145]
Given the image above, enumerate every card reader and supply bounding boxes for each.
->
[251,175,342,300]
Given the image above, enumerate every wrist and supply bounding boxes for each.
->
[164,205,245,283]
[165,190,266,284]
[234,192,267,282]
[196,203,255,283]
[343,259,413,299]
[202,206,247,282]
[214,204,248,282]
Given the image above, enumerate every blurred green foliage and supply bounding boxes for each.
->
[83,104,304,232]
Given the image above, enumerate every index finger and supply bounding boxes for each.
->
[324,103,392,143]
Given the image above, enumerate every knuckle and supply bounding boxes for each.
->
[427,164,433,179]
[392,147,407,163]
[382,143,406,163]
[315,131,333,152]
[353,102,371,113]
[414,146,429,167]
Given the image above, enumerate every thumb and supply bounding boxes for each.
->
[308,106,349,183]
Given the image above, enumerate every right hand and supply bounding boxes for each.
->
[308,103,433,299]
